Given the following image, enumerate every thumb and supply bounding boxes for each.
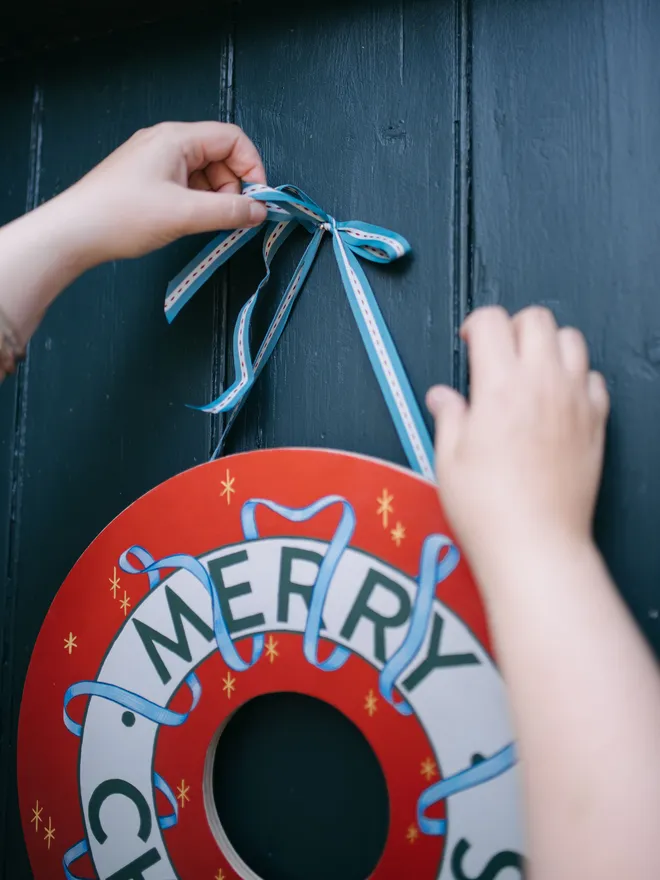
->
[426,385,466,463]
[178,190,268,233]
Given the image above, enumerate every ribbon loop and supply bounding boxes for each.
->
[241,495,355,672]
[165,184,435,479]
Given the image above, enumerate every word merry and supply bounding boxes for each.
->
[133,543,481,696]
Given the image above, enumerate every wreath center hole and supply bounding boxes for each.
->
[209,692,390,880]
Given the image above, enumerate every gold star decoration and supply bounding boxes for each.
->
[420,757,437,781]
[364,689,378,717]
[31,801,42,832]
[109,566,121,599]
[406,823,419,844]
[176,780,190,809]
[265,635,279,664]
[215,871,226,880]
[376,489,394,528]
[44,816,55,850]
[222,671,236,699]
[220,468,236,505]
[119,591,131,617]
[63,632,77,655]
[390,521,406,547]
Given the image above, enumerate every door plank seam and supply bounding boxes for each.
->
[0,80,42,879]
[453,0,473,397]
[209,18,236,460]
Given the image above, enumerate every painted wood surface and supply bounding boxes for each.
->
[471,0,660,654]
[0,0,659,876]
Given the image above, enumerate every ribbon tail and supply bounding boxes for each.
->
[165,224,263,322]
[210,225,326,455]
[332,232,435,480]
[63,839,89,880]
[190,220,296,414]
[154,772,179,830]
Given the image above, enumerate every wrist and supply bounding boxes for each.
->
[463,520,598,603]
[32,190,101,277]
[0,196,92,345]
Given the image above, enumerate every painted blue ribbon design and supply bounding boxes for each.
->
[62,496,516,873]
[241,495,355,672]
[417,743,518,836]
[62,773,179,880]
[164,184,436,480]
[379,534,460,716]
[62,549,188,879]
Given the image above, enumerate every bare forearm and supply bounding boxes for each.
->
[0,195,89,348]
[473,536,660,880]
[0,120,269,359]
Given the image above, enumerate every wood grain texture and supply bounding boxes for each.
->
[216,3,458,875]
[0,63,37,880]
[471,0,660,655]
[6,0,660,875]
[0,18,231,877]
[225,0,458,463]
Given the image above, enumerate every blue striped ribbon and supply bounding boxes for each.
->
[164,184,435,480]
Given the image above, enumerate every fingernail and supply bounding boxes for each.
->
[249,201,267,225]
[426,386,447,415]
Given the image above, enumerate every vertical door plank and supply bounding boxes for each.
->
[2,18,230,876]
[0,63,37,880]
[227,0,457,465]
[215,3,459,876]
[471,0,660,654]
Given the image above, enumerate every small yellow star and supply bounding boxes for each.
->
[215,871,226,880]
[31,801,42,831]
[119,591,131,617]
[176,780,190,809]
[421,757,438,781]
[265,635,279,664]
[109,566,121,599]
[220,469,236,505]
[406,823,419,844]
[63,632,77,655]
[44,816,55,849]
[364,689,378,717]
[223,671,236,698]
[376,489,394,528]
[390,521,406,547]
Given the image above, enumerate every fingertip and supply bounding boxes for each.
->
[248,200,268,226]
[249,164,268,186]
[588,370,610,418]
[426,385,452,417]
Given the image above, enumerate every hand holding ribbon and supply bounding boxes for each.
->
[164,184,435,480]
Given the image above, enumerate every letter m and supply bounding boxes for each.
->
[133,586,214,684]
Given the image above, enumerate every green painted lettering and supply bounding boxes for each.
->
[133,586,214,685]
[403,612,480,692]
[278,546,326,627]
[341,568,411,663]
[208,550,265,634]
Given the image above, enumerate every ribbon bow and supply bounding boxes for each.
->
[165,184,435,479]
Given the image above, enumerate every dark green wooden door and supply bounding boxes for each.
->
[1,1,659,877]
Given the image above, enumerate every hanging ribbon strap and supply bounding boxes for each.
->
[165,184,435,480]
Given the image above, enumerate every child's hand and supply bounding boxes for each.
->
[427,306,610,589]
[51,121,268,268]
